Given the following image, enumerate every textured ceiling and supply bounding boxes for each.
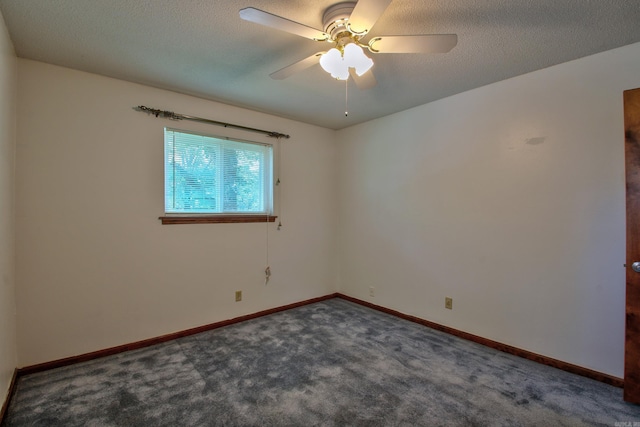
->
[1,0,639,129]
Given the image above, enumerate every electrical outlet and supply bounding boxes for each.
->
[369,287,375,297]
[445,297,453,310]
[235,291,242,302]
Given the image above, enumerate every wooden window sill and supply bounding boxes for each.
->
[159,215,277,225]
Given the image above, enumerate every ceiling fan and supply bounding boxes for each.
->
[239,0,457,89]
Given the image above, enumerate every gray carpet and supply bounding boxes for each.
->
[3,298,640,426]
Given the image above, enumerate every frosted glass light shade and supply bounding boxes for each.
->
[343,43,374,76]
[319,44,373,80]
[319,48,349,80]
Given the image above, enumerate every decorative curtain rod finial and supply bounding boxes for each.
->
[135,105,182,121]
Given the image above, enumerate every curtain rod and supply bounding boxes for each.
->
[134,105,290,139]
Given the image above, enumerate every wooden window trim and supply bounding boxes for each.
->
[159,215,277,225]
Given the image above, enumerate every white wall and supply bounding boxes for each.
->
[337,42,640,378]
[15,60,337,366]
[0,9,17,404]
[12,39,640,379]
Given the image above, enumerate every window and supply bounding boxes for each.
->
[162,128,274,223]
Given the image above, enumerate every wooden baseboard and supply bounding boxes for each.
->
[336,293,624,388]
[0,368,18,425]
[15,291,623,390]
[19,293,339,376]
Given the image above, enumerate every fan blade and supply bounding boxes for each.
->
[270,52,324,80]
[239,7,329,41]
[348,0,393,35]
[369,34,457,53]
[349,68,377,90]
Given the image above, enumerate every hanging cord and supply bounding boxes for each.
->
[265,136,283,284]
[265,203,271,285]
[265,179,271,285]
[265,229,271,285]
[276,136,283,230]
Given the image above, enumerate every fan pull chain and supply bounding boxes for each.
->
[345,78,349,117]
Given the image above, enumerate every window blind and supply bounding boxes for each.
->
[165,128,273,214]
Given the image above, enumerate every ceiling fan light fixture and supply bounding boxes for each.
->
[319,43,373,80]
[240,1,458,89]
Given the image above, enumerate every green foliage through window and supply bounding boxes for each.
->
[165,128,272,214]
